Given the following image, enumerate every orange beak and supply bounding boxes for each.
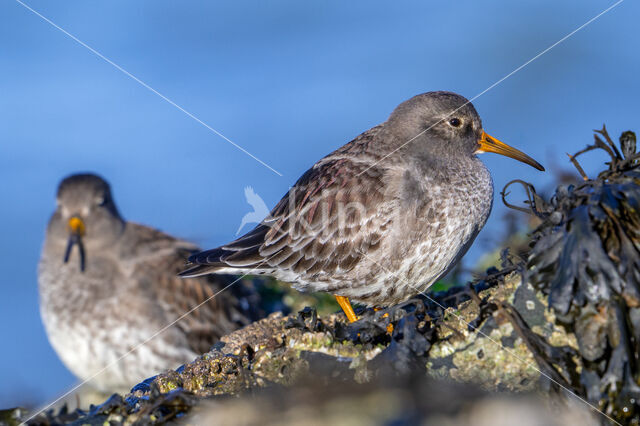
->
[476,131,545,171]
[64,216,86,272]
[68,216,86,236]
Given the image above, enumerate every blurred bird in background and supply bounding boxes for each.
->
[38,173,260,394]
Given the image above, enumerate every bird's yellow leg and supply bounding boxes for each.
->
[335,295,358,322]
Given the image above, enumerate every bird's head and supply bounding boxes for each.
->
[388,91,544,171]
[47,173,124,271]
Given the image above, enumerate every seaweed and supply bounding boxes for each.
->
[510,127,640,423]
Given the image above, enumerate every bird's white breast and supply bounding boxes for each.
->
[38,251,196,392]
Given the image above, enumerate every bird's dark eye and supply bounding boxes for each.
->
[448,118,462,128]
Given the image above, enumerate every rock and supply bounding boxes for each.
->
[24,265,586,425]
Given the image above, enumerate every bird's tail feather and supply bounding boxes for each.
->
[180,225,271,278]
[179,263,227,278]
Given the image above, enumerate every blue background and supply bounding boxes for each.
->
[0,0,637,408]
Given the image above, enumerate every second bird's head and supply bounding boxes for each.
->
[388,91,544,171]
[47,173,124,272]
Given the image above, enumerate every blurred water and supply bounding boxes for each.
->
[0,0,638,407]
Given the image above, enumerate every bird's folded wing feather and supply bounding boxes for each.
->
[128,226,251,353]
[211,161,392,279]
[185,125,395,278]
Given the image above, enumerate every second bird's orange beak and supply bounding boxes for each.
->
[68,216,86,236]
[64,216,87,272]
[476,131,545,171]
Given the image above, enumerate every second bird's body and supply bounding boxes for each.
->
[39,175,257,393]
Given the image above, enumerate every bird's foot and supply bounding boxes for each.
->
[373,307,393,334]
[381,312,394,334]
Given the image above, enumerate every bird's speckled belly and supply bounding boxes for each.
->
[395,165,494,302]
[349,161,493,306]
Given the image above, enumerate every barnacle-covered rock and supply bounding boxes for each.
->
[0,407,27,426]
[25,265,579,425]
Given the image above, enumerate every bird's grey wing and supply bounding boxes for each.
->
[183,125,393,279]
[126,225,253,354]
